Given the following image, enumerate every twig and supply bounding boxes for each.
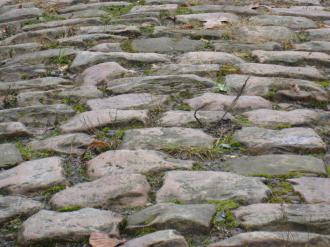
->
[220,75,250,121]
[194,102,212,128]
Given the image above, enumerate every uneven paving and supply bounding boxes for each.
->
[0,0,329,247]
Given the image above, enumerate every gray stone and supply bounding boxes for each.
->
[234,127,326,155]
[294,41,330,52]
[131,37,205,53]
[130,4,178,13]
[50,174,150,209]
[213,41,281,52]
[87,93,169,110]
[106,74,216,94]
[0,122,31,140]
[120,127,215,150]
[122,230,188,247]
[0,157,66,194]
[271,6,330,20]
[0,43,41,60]
[243,109,328,128]
[153,64,221,77]
[220,154,326,176]
[307,28,330,41]
[176,12,239,26]
[127,203,216,233]
[0,196,43,225]
[89,42,123,52]
[159,110,233,127]
[28,133,94,155]
[252,50,330,66]
[157,171,270,204]
[184,93,272,112]
[289,177,330,204]
[18,208,123,245]
[87,149,194,179]
[238,63,326,80]
[209,231,330,247]
[234,203,330,234]
[70,51,170,71]
[0,143,23,168]
[60,109,149,133]
[0,7,42,23]
[250,15,317,29]
[0,104,75,126]
[177,51,244,64]
[57,86,103,100]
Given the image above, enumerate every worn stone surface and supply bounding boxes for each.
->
[50,174,150,209]
[234,203,330,234]
[177,52,244,64]
[87,93,169,110]
[28,133,94,155]
[122,230,188,247]
[209,231,330,247]
[0,157,66,194]
[0,143,23,168]
[0,122,31,140]
[127,203,216,233]
[249,15,317,29]
[121,127,215,150]
[87,149,193,179]
[220,154,326,176]
[289,177,330,204]
[18,208,124,245]
[157,171,270,204]
[234,127,326,154]
[0,196,43,225]
[60,109,149,133]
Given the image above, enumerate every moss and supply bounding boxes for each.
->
[49,52,72,66]
[233,115,252,127]
[266,87,278,100]
[326,166,330,177]
[23,13,65,26]
[120,40,135,52]
[267,181,296,203]
[132,226,157,237]
[192,163,205,171]
[176,103,193,111]
[208,200,240,229]
[218,64,240,77]
[275,123,292,130]
[282,41,294,50]
[203,41,214,50]
[140,25,155,36]
[296,31,310,42]
[251,171,304,179]
[57,205,82,212]
[41,40,60,50]
[0,217,23,235]
[72,103,89,113]
[162,144,221,160]
[42,185,66,200]
[318,80,330,88]
[102,4,134,18]
[16,141,53,161]
[175,7,193,15]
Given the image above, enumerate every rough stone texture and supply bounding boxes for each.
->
[106,74,216,94]
[60,109,149,133]
[77,62,135,86]
[120,127,215,150]
[243,109,328,128]
[28,133,94,155]
[87,93,169,110]
[157,171,270,204]
[159,110,233,127]
[50,174,150,209]
[153,64,221,77]
[177,52,244,64]
[0,196,43,225]
[234,127,326,154]
[289,177,330,204]
[176,12,239,26]
[208,231,330,247]
[249,15,317,29]
[219,154,326,176]
[0,143,23,168]
[87,150,194,179]
[234,203,330,234]
[18,208,124,245]
[127,203,216,233]
[0,157,66,194]
[0,122,31,140]
[122,230,188,247]
[184,93,272,112]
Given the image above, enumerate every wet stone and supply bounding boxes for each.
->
[120,127,215,150]
[0,143,23,168]
[156,171,270,204]
[289,177,330,204]
[0,196,43,225]
[28,133,94,155]
[87,93,169,110]
[234,203,330,234]
[18,208,124,245]
[127,203,216,234]
[219,154,326,176]
[87,149,194,179]
[234,127,326,155]
[0,157,66,195]
[50,174,150,209]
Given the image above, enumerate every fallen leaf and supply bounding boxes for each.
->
[89,232,125,247]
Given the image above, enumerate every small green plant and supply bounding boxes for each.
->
[57,205,82,212]
[120,40,135,52]
[267,181,296,203]
[266,87,278,100]
[276,123,292,130]
[41,40,60,50]
[101,4,134,24]
[23,13,65,26]
[132,226,157,237]
[233,115,251,126]
[296,31,310,42]
[192,163,204,171]
[140,25,155,35]
[175,7,193,15]
[16,141,52,160]
[208,200,240,229]
[327,166,330,177]
[72,103,89,113]
[176,103,193,111]
[50,51,72,65]
[318,81,330,88]
[217,64,240,78]
[0,218,23,235]
[42,185,66,199]
[252,171,304,180]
